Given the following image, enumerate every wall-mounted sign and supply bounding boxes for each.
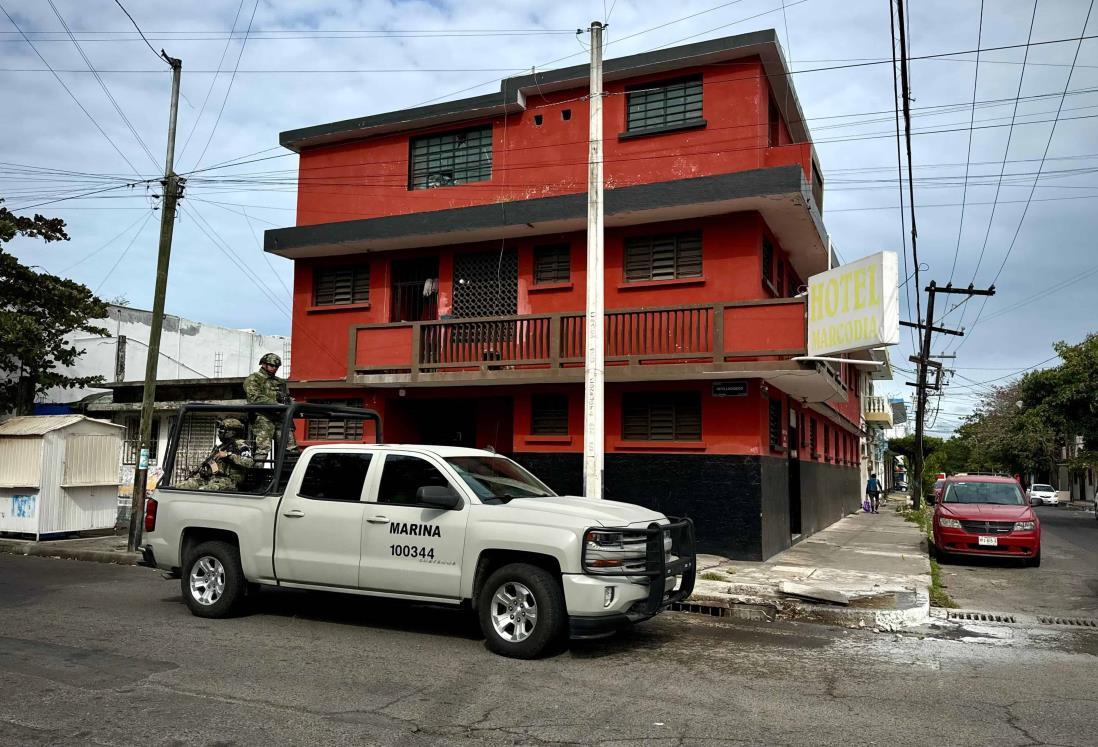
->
[712,380,749,397]
[807,251,899,356]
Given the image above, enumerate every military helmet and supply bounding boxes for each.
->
[218,417,245,438]
[259,353,282,368]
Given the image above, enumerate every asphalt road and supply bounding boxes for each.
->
[2,554,1097,746]
[939,505,1098,617]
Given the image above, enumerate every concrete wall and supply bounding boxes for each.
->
[38,305,290,406]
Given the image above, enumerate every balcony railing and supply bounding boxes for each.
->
[350,299,808,380]
[863,396,894,426]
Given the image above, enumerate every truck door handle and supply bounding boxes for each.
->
[283,509,305,518]
[367,516,389,524]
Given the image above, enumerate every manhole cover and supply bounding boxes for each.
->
[1036,615,1098,628]
[947,611,1017,624]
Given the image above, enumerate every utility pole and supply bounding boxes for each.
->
[904,281,995,509]
[128,52,183,552]
[583,21,605,499]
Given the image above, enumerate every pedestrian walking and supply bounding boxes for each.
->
[866,473,882,513]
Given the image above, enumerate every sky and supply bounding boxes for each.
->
[2,0,1096,434]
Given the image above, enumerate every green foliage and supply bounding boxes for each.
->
[0,199,108,415]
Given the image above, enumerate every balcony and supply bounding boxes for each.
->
[863,396,894,427]
[344,299,846,403]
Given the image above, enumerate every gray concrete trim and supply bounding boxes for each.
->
[265,165,806,255]
[278,29,813,152]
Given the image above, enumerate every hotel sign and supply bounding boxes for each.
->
[807,251,899,356]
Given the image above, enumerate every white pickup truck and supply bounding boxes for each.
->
[140,404,695,658]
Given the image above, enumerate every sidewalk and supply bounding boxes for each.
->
[685,493,931,629]
[0,531,139,565]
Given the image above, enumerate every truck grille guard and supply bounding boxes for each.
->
[580,517,696,616]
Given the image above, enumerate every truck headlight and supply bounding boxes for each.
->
[1013,521,1036,531]
[938,517,961,529]
[585,530,624,549]
[584,530,646,574]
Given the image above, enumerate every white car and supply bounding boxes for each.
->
[1027,484,1059,505]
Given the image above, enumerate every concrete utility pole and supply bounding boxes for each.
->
[904,282,994,509]
[583,21,605,499]
[128,53,183,552]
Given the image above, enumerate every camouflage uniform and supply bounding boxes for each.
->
[177,436,254,492]
[244,355,296,460]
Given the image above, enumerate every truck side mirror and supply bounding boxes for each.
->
[416,485,462,510]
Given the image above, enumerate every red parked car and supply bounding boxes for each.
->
[931,475,1041,567]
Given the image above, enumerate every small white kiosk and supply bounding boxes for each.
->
[0,415,124,539]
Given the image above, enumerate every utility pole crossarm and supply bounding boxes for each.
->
[900,321,965,337]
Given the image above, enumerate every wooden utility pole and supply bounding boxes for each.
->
[905,282,995,508]
[583,21,605,499]
[127,52,183,552]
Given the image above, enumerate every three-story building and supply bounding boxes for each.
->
[265,30,881,559]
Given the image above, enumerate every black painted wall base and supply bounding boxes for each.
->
[515,451,859,561]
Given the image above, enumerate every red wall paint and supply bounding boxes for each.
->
[293,60,815,226]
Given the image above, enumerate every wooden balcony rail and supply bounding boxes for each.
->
[350,298,807,378]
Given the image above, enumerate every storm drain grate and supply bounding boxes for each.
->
[948,611,1017,624]
[671,601,732,618]
[1037,615,1098,628]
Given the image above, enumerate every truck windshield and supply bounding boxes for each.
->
[445,456,555,502]
[943,482,1025,505]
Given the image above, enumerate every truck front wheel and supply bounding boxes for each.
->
[181,540,246,618]
[477,563,566,659]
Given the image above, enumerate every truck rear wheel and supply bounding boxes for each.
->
[182,540,246,618]
[478,563,565,659]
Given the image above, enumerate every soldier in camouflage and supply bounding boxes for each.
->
[176,418,254,492]
[244,352,296,460]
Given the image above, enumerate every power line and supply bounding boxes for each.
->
[46,0,161,171]
[947,0,983,284]
[93,210,154,293]
[111,0,161,62]
[955,0,1095,354]
[0,1,145,177]
[191,0,260,170]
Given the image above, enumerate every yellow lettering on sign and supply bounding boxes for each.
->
[825,278,839,317]
[810,282,825,321]
[839,272,852,313]
[854,270,866,310]
[869,267,881,306]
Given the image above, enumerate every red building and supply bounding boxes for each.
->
[265,30,879,560]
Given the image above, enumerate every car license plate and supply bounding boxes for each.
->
[978,536,998,547]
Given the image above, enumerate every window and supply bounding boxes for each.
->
[299,452,372,501]
[531,394,569,436]
[622,392,701,442]
[377,454,453,506]
[306,398,365,441]
[809,418,817,457]
[768,97,781,147]
[625,75,703,134]
[623,232,702,282]
[824,424,831,461]
[409,125,492,190]
[314,265,369,306]
[762,237,775,289]
[533,244,571,285]
[123,415,159,465]
[768,398,782,451]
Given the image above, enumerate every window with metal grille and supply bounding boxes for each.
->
[409,125,492,190]
[533,244,570,284]
[531,394,568,436]
[122,415,158,464]
[768,398,782,451]
[809,417,817,457]
[306,398,366,441]
[625,75,703,134]
[824,424,831,461]
[762,237,775,288]
[622,392,701,442]
[314,265,369,306]
[623,232,702,282]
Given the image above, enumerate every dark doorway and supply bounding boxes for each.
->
[393,399,477,448]
[390,257,439,322]
[788,407,802,538]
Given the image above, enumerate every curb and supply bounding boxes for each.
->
[686,583,931,631]
[0,540,139,566]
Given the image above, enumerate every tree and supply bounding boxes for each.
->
[0,199,109,415]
